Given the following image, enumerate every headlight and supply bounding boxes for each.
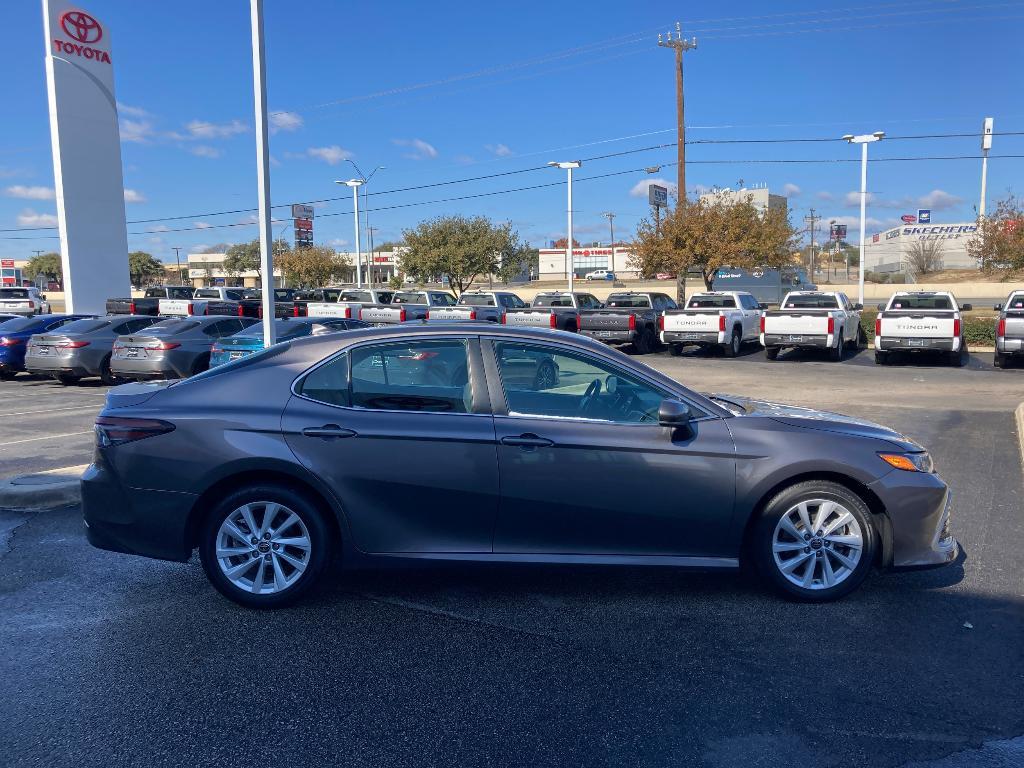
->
[879,452,934,473]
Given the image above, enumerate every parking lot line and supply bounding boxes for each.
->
[0,431,93,448]
[3,405,103,417]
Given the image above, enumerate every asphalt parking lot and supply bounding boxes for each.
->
[1,347,1022,767]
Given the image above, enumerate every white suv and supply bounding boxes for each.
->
[584,270,615,281]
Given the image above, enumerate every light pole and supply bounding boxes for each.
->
[172,246,183,285]
[548,161,581,292]
[249,0,275,347]
[346,160,385,286]
[842,131,884,306]
[336,179,364,286]
[980,117,993,218]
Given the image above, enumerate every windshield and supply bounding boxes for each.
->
[784,294,838,309]
[533,295,573,307]
[55,319,111,334]
[148,319,200,334]
[688,295,737,309]
[0,288,32,299]
[605,294,651,308]
[392,292,427,304]
[889,295,953,311]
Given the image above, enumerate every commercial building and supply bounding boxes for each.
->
[186,249,402,288]
[698,185,789,214]
[537,246,638,281]
[862,222,980,274]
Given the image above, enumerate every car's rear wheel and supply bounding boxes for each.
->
[754,480,876,602]
[725,328,741,357]
[633,328,655,354]
[949,346,966,367]
[191,352,211,377]
[874,351,888,365]
[199,484,331,609]
[829,331,844,362]
[0,371,14,381]
[56,373,80,385]
[764,346,780,360]
[99,355,120,386]
[993,351,1006,369]
[668,343,683,357]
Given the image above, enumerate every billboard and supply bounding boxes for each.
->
[43,1,130,313]
[830,223,847,241]
[648,184,669,207]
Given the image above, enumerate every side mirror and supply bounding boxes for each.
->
[758,303,768,310]
[994,303,1003,311]
[961,303,972,312]
[853,303,863,310]
[658,399,692,429]
[40,294,47,301]
[876,303,886,311]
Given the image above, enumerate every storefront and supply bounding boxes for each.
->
[863,223,980,273]
[537,246,638,280]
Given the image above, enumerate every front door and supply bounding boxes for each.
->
[486,339,736,558]
[282,337,499,554]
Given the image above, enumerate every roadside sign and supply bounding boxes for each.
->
[0,259,14,268]
[830,223,847,241]
[291,203,314,219]
[648,184,669,207]
[294,217,313,231]
[901,214,917,224]
[917,209,931,224]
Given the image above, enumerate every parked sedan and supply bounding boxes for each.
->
[110,316,259,380]
[208,317,368,367]
[26,315,162,385]
[0,314,93,379]
[84,325,957,609]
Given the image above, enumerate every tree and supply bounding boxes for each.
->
[630,195,798,300]
[374,241,404,253]
[399,215,528,295]
[905,238,944,277]
[553,237,580,249]
[24,252,63,286]
[223,238,291,281]
[276,246,350,288]
[968,193,1024,273]
[128,251,164,286]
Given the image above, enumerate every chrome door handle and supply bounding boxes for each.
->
[501,434,554,448]
[302,425,357,439]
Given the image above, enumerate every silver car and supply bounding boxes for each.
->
[111,316,259,380]
[25,315,160,385]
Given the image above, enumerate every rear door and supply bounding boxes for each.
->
[282,336,500,553]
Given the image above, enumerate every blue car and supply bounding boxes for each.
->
[0,314,93,379]
[209,317,368,367]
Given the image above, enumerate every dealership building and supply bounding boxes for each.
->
[187,250,401,288]
[862,222,980,273]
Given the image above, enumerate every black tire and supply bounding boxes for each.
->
[874,351,888,365]
[949,347,966,368]
[56,373,80,385]
[857,325,868,348]
[752,480,877,602]
[532,359,559,390]
[993,352,1006,369]
[724,328,741,358]
[0,371,15,381]
[764,346,780,361]
[633,329,651,355]
[668,343,683,357]
[829,331,844,362]
[99,355,119,386]
[198,483,331,609]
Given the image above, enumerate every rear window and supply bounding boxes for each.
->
[148,319,200,334]
[784,295,838,309]
[687,295,737,309]
[889,295,953,311]
[458,295,495,306]
[606,294,651,308]
[392,292,427,304]
[533,295,573,307]
[339,291,373,303]
[1008,293,1024,309]
[56,319,111,334]
[0,288,31,299]
[0,316,43,332]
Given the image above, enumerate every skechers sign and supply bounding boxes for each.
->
[880,224,978,242]
[52,10,111,63]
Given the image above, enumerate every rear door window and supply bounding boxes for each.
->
[349,340,470,413]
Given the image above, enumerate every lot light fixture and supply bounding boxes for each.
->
[336,179,365,287]
[842,132,884,306]
[548,161,582,292]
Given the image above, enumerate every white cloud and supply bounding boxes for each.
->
[189,145,222,159]
[782,183,801,197]
[185,119,248,139]
[117,102,149,118]
[307,145,353,165]
[454,154,475,165]
[193,221,212,229]
[392,138,438,160]
[148,225,171,233]
[16,209,58,227]
[327,238,349,248]
[816,191,834,201]
[123,188,146,203]
[918,189,962,211]
[5,185,55,200]
[269,111,303,134]
[120,119,155,143]
[823,215,886,232]
[486,143,513,157]
[629,178,677,198]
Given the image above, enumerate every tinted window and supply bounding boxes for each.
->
[495,342,668,424]
[350,340,470,413]
[606,294,651,308]
[52,318,111,334]
[0,317,46,332]
[392,292,427,304]
[168,287,194,300]
[533,295,573,307]
[298,353,350,407]
[661,296,678,310]
[784,295,839,309]
[459,294,495,306]
[144,288,166,297]
[889,295,952,311]
[113,318,157,334]
[1008,293,1024,309]
[339,291,373,303]
[148,319,200,334]
[432,294,456,306]
[688,295,737,309]
[0,289,31,299]
[194,289,219,298]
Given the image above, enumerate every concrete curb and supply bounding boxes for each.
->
[0,465,86,511]
[1016,402,1024,468]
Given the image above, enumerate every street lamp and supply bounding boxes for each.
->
[842,131,884,306]
[335,178,364,287]
[347,160,385,285]
[548,160,582,292]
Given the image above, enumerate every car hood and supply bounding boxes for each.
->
[709,393,922,450]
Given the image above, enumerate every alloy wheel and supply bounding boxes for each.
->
[771,498,863,590]
[215,501,312,595]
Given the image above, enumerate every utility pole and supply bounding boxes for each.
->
[803,209,819,281]
[658,22,697,204]
[601,211,616,276]
[171,246,183,285]
[367,226,378,286]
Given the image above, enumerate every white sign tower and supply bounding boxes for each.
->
[42,1,130,313]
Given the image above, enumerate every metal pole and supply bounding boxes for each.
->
[980,149,989,219]
[249,0,275,346]
[676,45,685,202]
[567,165,574,293]
[858,141,868,306]
[172,247,182,285]
[352,185,362,288]
[363,184,371,286]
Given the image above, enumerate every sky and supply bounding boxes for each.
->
[2,0,1023,263]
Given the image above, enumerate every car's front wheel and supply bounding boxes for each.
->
[753,480,876,602]
[199,484,331,608]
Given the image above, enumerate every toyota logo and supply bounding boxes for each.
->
[60,11,103,44]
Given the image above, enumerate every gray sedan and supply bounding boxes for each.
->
[25,315,161,384]
[83,325,957,608]
[110,316,259,380]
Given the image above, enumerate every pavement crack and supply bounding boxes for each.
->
[0,509,38,561]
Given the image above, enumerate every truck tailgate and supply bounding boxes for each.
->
[763,311,832,335]
[503,309,554,327]
[879,312,956,338]
[579,310,632,331]
[663,311,721,333]
[158,299,204,317]
[358,305,410,325]
[426,307,477,322]
[305,302,357,318]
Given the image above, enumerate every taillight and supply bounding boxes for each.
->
[343,307,352,319]
[144,341,181,351]
[501,312,507,324]
[257,306,264,319]
[718,315,726,333]
[129,301,137,314]
[27,301,34,309]
[629,314,637,331]
[399,308,407,322]
[57,340,90,349]
[0,336,23,346]
[469,310,476,321]
[997,318,1006,337]
[94,416,175,447]
[827,316,835,335]
[549,313,557,329]
[358,308,365,321]
[186,302,195,315]
[658,315,664,331]
[953,317,961,337]
[759,316,766,333]
[425,310,431,320]
[293,305,301,317]
[875,318,881,337]
[237,305,245,317]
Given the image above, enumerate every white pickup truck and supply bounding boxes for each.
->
[303,288,395,319]
[425,291,528,323]
[358,290,457,325]
[158,286,245,317]
[0,287,51,316]
[874,291,971,367]
[760,291,863,362]
[994,290,1024,369]
[659,291,763,357]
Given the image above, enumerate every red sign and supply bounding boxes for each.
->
[0,259,14,268]
[52,10,111,64]
[1,277,14,286]
[294,218,312,231]
[901,214,917,224]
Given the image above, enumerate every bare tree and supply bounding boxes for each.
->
[905,238,944,277]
